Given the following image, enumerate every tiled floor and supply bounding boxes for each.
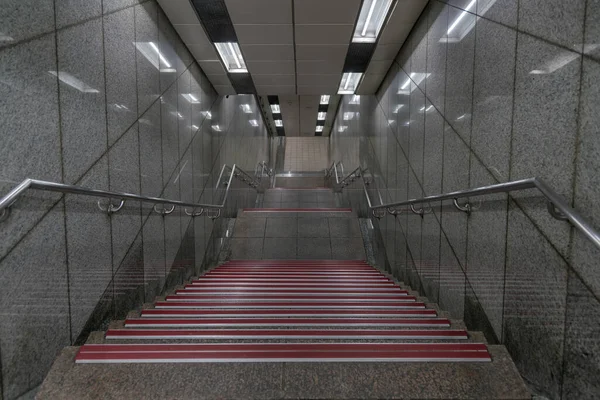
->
[283,137,330,172]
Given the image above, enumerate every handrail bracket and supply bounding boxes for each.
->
[453,198,472,216]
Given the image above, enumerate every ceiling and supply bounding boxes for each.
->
[157,0,427,135]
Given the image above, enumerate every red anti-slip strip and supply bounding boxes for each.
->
[124,318,450,327]
[165,295,417,302]
[140,309,437,317]
[79,342,488,353]
[154,301,427,309]
[105,329,469,339]
[76,350,490,363]
[180,288,408,294]
[243,208,352,212]
[189,282,397,287]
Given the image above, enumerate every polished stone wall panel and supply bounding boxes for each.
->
[135,1,160,115]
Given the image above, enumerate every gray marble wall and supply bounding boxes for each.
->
[331,1,600,398]
[0,1,268,398]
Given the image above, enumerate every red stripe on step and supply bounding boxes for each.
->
[105,329,469,339]
[180,288,408,294]
[76,350,490,363]
[140,309,437,317]
[243,208,352,212]
[164,295,417,302]
[154,301,427,309]
[189,282,397,287]
[124,318,451,326]
[79,342,488,353]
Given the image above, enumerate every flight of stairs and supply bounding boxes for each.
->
[39,258,530,399]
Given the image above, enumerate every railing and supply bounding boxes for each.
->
[254,161,272,184]
[0,164,261,222]
[369,177,600,252]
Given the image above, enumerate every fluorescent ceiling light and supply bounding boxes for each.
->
[393,105,404,113]
[350,95,361,104]
[338,126,348,132]
[320,95,330,105]
[182,93,200,104]
[270,104,280,113]
[212,124,221,131]
[275,119,283,127]
[241,104,252,113]
[318,112,327,120]
[442,0,495,43]
[49,71,100,93]
[170,111,184,119]
[192,125,199,130]
[134,42,176,73]
[343,112,355,121]
[456,114,468,120]
[338,72,363,94]
[398,73,430,94]
[249,119,258,127]
[202,111,212,120]
[214,42,248,73]
[316,126,324,132]
[448,0,476,35]
[419,105,434,113]
[112,103,130,111]
[353,0,394,43]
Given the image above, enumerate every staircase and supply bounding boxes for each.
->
[38,188,530,399]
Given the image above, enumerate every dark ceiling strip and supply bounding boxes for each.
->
[191,0,257,94]
[291,0,298,94]
[268,96,285,136]
[315,100,328,136]
[342,42,376,72]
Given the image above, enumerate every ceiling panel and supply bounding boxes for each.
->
[252,74,296,86]
[242,44,295,61]
[173,24,207,44]
[206,74,231,85]
[296,60,344,75]
[188,43,219,61]
[297,74,341,86]
[234,24,293,45]
[198,60,226,74]
[366,60,393,76]
[296,44,348,61]
[255,85,296,95]
[247,60,296,75]
[371,44,402,61]
[294,0,361,24]
[224,0,293,24]
[214,84,237,95]
[157,0,199,24]
[294,24,354,44]
[297,85,338,95]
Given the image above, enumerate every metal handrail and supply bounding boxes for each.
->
[369,177,600,251]
[0,164,260,222]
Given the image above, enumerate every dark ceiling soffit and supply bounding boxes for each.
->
[228,73,256,94]
[191,0,238,42]
[342,42,376,72]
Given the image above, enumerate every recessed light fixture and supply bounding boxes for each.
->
[270,104,280,113]
[249,119,258,127]
[275,120,283,127]
[318,112,327,120]
[352,0,394,43]
[134,42,176,73]
[338,126,348,132]
[214,42,248,73]
[338,72,363,94]
[316,126,324,132]
[212,124,221,131]
[320,95,330,105]
[241,104,252,113]
[49,71,100,93]
[343,112,355,121]
[182,93,200,104]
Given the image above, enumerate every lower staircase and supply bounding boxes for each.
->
[39,258,530,398]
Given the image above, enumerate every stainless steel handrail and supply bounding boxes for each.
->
[0,164,260,222]
[369,177,600,250]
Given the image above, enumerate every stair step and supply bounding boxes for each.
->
[167,294,416,301]
[154,301,427,309]
[140,309,439,318]
[124,318,451,328]
[105,329,470,340]
[75,342,491,364]
[189,282,397,287]
[177,289,409,296]
[243,208,352,213]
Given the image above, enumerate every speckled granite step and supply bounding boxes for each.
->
[38,345,529,399]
